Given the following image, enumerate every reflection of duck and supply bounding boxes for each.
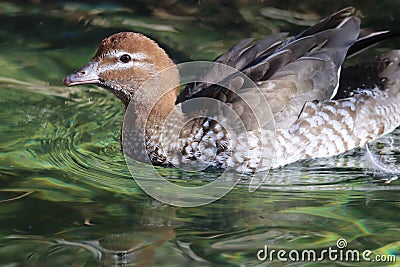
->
[64,7,400,171]
[83,228,176,266]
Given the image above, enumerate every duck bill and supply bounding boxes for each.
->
[63,61,100,86]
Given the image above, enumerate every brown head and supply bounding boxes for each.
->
[63,32,178,109]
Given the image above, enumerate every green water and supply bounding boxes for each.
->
[1,1,400,266]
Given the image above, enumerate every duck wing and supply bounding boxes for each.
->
[176,7,360,130]
[176,7,356,104]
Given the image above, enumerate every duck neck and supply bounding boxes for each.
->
[125,66,182,135]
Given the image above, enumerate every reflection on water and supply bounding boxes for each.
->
[0,0,399,266]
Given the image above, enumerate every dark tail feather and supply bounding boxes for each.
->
[335,50,400,100]
[347,30,400,58]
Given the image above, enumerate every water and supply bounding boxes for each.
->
[1,1,400,266]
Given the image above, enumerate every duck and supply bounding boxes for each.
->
[63,7,400,172]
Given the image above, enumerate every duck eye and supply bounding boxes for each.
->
[119,54,131,63]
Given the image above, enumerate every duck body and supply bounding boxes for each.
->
[64,7,400,172]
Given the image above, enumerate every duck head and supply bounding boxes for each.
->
[63,32,178,108]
